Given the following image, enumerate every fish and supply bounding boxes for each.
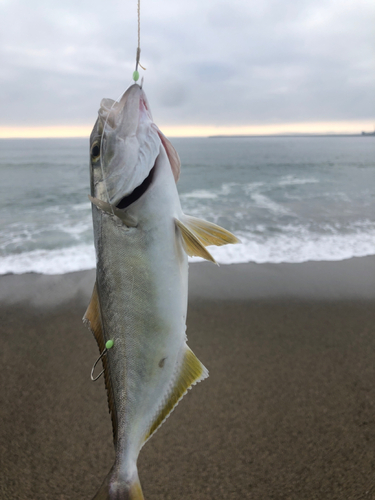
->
[83,83,239,499]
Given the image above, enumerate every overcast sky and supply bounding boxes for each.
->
[1,0,374,136]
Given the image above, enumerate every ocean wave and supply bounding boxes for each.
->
[181,189,218,199]
[190,228,375,264]
[250,193,291,215]
[181,182,245,201]
[0,245,95,275]
[278,175,319,186]
[1,228,374,275]
[72,202,92,211]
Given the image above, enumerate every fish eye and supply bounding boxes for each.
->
[91,141,101,161]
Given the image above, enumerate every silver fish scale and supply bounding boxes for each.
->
[91,154,188,468]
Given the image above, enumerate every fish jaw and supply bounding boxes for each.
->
[91,84,161,207]
[90,83,181,211]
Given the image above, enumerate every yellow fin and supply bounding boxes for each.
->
[83,281,102,338]
[182,214,241,247]
[144,347,209,443]
[175,218,216,263]
[83,283,118,443]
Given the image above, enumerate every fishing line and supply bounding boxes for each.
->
[89,0,148,378]
[136,0,140,70]
[97,0,145,215]
[133,0,146,81]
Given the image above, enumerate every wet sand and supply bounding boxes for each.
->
[1,258,375,499]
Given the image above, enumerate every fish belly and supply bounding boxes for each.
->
[94,199,187,474]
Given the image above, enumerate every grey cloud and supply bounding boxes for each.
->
[0,0,374,129]
[156,80,189,108]
[192,62,235,83]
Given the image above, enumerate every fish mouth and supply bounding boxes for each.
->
[115,162,156,210]
[95,84,160,207]
[98,84,153,132]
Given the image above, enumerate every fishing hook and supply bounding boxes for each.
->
[90,340,114,381]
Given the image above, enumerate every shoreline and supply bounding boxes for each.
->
[0,255,374,307]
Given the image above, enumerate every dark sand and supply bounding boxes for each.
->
[1,258,375,499]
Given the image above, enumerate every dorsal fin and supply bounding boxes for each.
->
[83,282,118,443]
[143,347,208,444]
[175,218,216,263]
[181,215,240,247]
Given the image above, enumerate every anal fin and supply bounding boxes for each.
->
[83,282,118,443]
[144,347,208,443]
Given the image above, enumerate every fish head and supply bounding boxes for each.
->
[89,83,180,207]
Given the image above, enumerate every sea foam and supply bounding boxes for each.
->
[1,228,374,275]
[0,245,96,275]
[196,228,375,265]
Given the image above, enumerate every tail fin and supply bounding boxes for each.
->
[92,468,144,500]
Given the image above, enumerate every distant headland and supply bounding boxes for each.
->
[209,132,375,139]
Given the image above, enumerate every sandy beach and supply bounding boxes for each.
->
[1,257,375,499]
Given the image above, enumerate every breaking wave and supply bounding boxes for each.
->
[1,226,374,275]
[0,245,96,275]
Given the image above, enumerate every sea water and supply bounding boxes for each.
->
[0,136,374,274]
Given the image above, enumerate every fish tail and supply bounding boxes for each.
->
[92,467,144,500]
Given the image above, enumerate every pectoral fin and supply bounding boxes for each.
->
[143,347,208,444]
[181,215,240,247]
[175,215,240,262]
[83,283,118,443]
[175,218,216,263]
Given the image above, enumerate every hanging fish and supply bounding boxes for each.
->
[84,83,239,500]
